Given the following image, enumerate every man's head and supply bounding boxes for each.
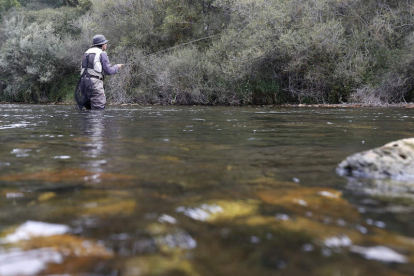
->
[92,34,109,50]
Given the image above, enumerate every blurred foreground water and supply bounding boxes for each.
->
[0,104,414,276]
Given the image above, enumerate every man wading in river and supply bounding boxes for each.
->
[76,34,123,110]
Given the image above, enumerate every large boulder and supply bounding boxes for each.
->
[336,138,414,181]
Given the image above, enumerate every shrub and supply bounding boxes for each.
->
[0,0,20,11]
[0,10,83,102]
[106,46,210,104]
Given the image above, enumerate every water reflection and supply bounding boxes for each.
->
[79,111,106,159]
[345,177,414,200]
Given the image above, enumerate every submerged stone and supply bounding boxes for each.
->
[345,178,414,201]
[38,192,56,202]
[0,220,113,275]
[123,255,200,276]
[255,186,414,265]
[350,246,408,263]
[0,221,70,244]
[337,138,414,181]
[176,200,258,223]
[0,248,63,276]
[257,187,359,222]
[82,199,137,217]
[20,235,113,258]
[0,235,114,276]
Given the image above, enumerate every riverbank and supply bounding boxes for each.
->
[2,101,414,108]
[280,103,414,108]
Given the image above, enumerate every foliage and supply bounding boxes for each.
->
[0,12,80,102]
[2,0,414,104]
[0,0,20,11]
[49,72,79,103]
[18,0,90,8]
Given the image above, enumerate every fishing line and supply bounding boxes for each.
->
[122,34,220,67]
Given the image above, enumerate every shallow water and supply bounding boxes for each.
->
[0,104,414,276]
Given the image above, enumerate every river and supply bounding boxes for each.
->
[0,104,413,276]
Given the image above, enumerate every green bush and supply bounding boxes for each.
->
[0,0,20,11]
[49,72,78,103]
[0,10,82,102]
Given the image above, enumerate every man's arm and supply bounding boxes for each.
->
[100,52,123,75]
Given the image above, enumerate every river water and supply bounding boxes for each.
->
[0,104,413,276]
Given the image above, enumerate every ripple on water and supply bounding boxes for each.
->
[53,156,71,160]
[11,149,31,157]
[0,123,31,130]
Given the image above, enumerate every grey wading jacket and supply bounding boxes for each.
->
[81,47,119,78]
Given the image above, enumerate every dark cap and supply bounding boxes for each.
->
[92,34,109,46]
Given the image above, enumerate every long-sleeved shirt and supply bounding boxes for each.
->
[100,52,119,75]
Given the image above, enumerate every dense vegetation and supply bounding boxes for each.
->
[2,0,414,105]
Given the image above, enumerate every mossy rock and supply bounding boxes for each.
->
[337,138,414,181]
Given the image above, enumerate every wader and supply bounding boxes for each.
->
[89,77,106,109]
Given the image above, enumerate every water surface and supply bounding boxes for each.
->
[1,104,414,276]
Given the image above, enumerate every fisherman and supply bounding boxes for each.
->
[78,34,123,110]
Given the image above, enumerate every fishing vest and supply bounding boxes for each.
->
[81,47,103,78]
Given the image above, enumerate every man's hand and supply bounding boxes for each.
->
[117,64,124,69]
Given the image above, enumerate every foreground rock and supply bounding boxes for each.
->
[337,138,414,180]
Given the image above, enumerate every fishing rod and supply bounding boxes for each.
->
[121,34,220,67]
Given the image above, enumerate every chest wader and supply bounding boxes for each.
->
[75,53,97,110]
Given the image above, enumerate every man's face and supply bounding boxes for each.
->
[102,43,107,51]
